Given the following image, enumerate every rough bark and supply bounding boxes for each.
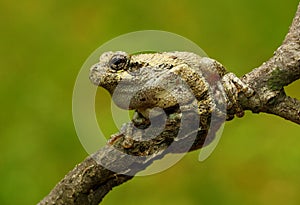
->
[38,3,300,205]
[240,3,300,123]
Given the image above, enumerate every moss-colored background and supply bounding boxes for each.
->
[1,0,300,204]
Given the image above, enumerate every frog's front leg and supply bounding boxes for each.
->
[132,110,151,128]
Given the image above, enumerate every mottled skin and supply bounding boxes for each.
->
[90,51,253,151]
[90,51,252,118]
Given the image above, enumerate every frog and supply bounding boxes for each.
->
[89,51,253,152]
[89,51,253,119]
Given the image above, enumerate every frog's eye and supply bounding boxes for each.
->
[109,54,129,71]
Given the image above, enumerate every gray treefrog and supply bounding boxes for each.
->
[89,51,253,120]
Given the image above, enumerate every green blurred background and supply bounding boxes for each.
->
[1,0,300,204]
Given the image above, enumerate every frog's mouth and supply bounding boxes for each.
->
[89,63,118,88]
[89,63,103,86]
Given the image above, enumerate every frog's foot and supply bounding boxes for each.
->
[221,73,254,120]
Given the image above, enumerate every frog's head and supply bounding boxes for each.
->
[89,51,131,93]
[89,51,200,111]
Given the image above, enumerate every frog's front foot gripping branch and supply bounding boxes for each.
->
[221,72,254,120]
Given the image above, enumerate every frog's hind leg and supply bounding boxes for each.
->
[222,73,254,120]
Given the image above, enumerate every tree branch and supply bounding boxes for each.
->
[267,95,300,123]
[240,2,300,123]
[38,2,300,205]
[37,148,133,205]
